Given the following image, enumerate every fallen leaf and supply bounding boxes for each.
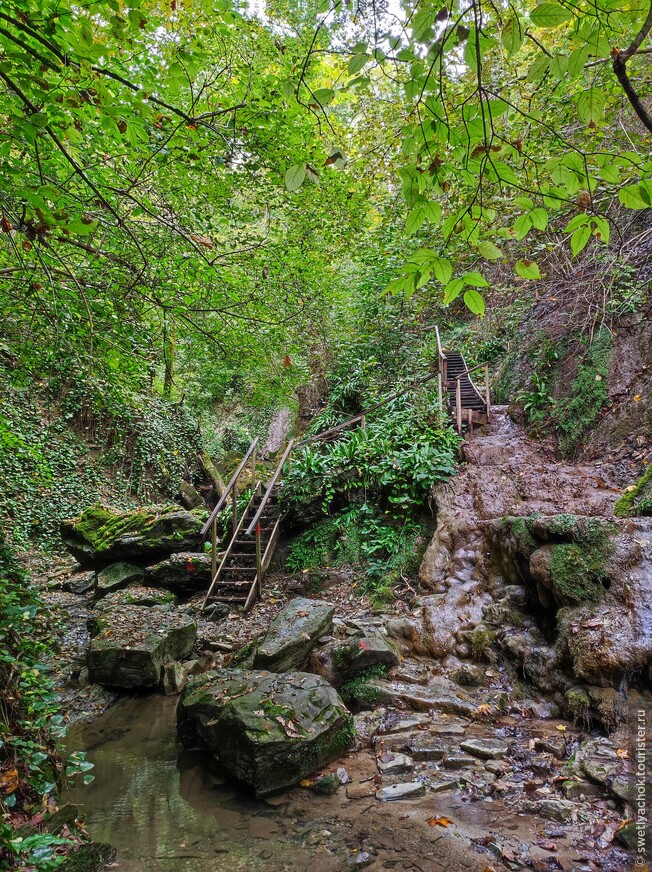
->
[426,816,453,827]
[299,778,314,788]
[0,769,19,794]
[616,748,629,759]
[556,724,567,732]
[534,838,557,851]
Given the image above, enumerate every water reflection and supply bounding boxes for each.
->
[65,694,313,871]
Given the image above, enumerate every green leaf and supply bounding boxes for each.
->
[464,289,486,316]
[570,224,592,254]
[501,16,525,58]
[513,213,533,240]
[549,54,568,79]
[565,213,590,232]
[406,206,425,236]
[462,271,488,287]
[577,88,605,125]
[443,278,464,304]
[432,257,453,284]
[422,201,442,224]
[530,208,548,230]
[348,54,370,75]
[313,88,335,105]
[285,164,306,191]
[530,3,573,28]
[515,258,541,279]
[527,54,550,82]
[618,184,649,209]
[592,216,610,244]
[568,44,589,78]
[477,240,503,260]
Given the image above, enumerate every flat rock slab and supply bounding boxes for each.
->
[460,738,509,760]
[253,598,335,672]
[376,782,426,801]
[87,605,196,688]
[144,551,212,596]
[94,585,177,611]
[377,714,432,735]
[377,752,414,775]
[95,562,144,595]
[62,504,205,564]
[370,681,477,717]
[177,668,353,797]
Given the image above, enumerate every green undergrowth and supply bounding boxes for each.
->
[340,665,387,707]
[614,464,652,517]
[0,535,92,869]
[0,368,203,550]
[510,332,612,457]
[285,505,429,602]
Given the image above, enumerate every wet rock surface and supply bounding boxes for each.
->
[143,550,213,596]
[177,668,353,796]
[88,605,197,688]
[253,597,335,672]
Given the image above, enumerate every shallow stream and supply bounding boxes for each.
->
[65,694,325,872]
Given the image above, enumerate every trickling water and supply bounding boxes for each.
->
[65,694,320,871]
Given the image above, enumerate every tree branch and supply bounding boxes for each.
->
[612,0,652,134]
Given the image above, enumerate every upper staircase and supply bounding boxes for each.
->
[444,350,488,429]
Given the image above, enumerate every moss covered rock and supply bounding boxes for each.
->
[253,597,335,672]
[177,668,354,796]
[87,604,196,688]
[144,551,212,596]
[95,562,144,595]
[61,504,206,565]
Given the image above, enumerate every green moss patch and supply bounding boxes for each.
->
[614,464,652,518]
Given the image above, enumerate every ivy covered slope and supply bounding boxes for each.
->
[0,365,204,551]
[0,535,95,870]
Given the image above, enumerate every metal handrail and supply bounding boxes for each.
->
[200,437,259,539]
[244,438,295,536]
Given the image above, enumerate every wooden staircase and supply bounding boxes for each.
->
[444,350,488,428]
[202,483,283,611]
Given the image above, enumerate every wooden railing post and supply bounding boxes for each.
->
[361,415,366,431]
[438,371,443,410]
[255,521,263,595]
[456,378,462,434]
[232,479,238,534]
[211,517,217,583]
[484,363,491,421]
[250,444,256,485]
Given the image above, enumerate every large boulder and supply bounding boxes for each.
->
[61,504,206,565]
[87,605,196,688]
[253,598,335,672]
[144,551,212,596]
[310,636,400,687]
[177,668,354,796]
[95,562,144,596]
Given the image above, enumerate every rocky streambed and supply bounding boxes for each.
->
[39,407,651,870]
